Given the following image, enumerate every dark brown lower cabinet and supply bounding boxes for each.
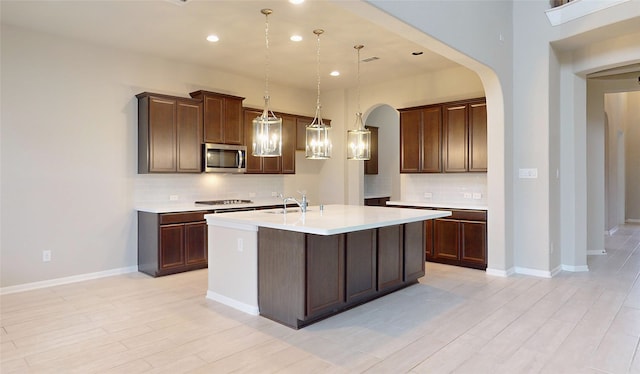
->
[364,196,390,207]
[429,209,487,270]
[404,221,426,281]
[138,211,209,277]
[258,222,426,329]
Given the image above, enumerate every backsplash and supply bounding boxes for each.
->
[133,174,287,204]
[401,173,487,205]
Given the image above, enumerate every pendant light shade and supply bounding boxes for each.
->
[252,9,282,157]
[305,29,332,159]
[347,44,371,160]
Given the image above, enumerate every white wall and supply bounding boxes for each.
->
[0,24,319,287]
[360,0,640,276]
[363,105,399,200]
[604,91,640,225]
[626,92,640,222]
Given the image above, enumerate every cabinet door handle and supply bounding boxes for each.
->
[237,150,244,169]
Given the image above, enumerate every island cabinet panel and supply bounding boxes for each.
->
[425,219,434,261]
[404,221,426,282]
[306,234,346,318]
[138,211,209,277]
[257,222,426,329]
[377,225,404,292]
[257,228,306,328]
[346,230,377,303]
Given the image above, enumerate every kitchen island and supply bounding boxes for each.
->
[204,204,450,328]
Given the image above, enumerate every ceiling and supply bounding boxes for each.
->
[0,0,461,92]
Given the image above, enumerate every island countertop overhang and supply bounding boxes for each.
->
[205,204,451,235]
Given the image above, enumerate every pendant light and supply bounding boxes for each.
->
[305,29,332,159]
[252,8,282,157]
[347,44,371,160]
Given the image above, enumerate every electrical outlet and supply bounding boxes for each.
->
[463,193,472,199]
[169,195,179,201]
[42,250,51,262]
[472,193,482,200]
[271,192,278,197]
[423,192,433,199]
[248,192,256,198]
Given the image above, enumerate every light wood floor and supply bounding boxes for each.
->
[2,224,639,373]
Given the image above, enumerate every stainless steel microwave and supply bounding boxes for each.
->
[203,143,246,173]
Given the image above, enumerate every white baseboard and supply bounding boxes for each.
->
[606,226,619,236]
[562,264,589,272]
[485,267,515,277]
[626,219,640,224]
[206,290,259,316]
[514,266,554,278]
[587,249,607,255]
[0,266,139,295]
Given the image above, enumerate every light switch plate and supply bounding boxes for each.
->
[518,168,538,179]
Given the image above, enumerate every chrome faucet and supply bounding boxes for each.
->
[282,192,308,213]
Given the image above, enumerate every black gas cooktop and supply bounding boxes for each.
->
[195,199,253,205]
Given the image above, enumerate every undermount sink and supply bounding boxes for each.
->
[264,208,309,214]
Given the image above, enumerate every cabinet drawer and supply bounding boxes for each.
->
[160,211,209,225]
[447,209,486,222]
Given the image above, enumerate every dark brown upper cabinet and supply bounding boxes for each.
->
[468,101,488,172]
[189,90,244,145]
[137,92,202,174]
[399,105,442,173]
[364,126,379,175]
[399,97,486,174]
[443,103,468,172]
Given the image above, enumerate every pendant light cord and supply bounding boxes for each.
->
[261,9,272,111]
[314,29,323,116]
[356,46,361,116]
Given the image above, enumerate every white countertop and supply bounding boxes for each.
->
[204,204,451,235]
[386,200,488,211]
[135,199,283,213]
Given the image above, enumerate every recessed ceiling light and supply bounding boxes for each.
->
[206,35,219,42]
[290,35,302,42]
[289,0,304,4]
[330,71,340,77]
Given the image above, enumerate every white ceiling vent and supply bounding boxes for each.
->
[362,56,379,63]
[165,0,190,6]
